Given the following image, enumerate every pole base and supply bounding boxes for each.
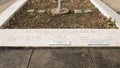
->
[51,8,70,15]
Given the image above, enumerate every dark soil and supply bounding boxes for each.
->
[2,0,117,29]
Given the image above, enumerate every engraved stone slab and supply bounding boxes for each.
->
[0,29,120,47]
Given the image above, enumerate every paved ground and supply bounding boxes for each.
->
[102,0,120,14]
[0,0,16,13]
[0,48,120,68]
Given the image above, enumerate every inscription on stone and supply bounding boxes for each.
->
[88,39,110,45]
[49,41,71,46]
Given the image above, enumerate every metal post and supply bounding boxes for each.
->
[57,0,62,12]
[51,0,69,15]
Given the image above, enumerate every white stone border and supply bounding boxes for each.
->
[0,0,28,26]
[90,0,120,28]
[0,29,120,47]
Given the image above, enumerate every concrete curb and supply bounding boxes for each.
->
[0,29,120,47]
[90,0,120,28]
[0,0,28,27]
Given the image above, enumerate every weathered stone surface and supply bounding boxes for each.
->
[28,48,94,68]
[74,9,83,14]
[84,9,93,13]
[102,0,120,13]
[0,0,16,13]
[37,10,45,13]
[89,48,120,68]
[0,49,32,68]
[0,29,120,47]
[27,9,34,13]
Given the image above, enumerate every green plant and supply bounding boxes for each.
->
[28,12,38,18]
[80,13,86,16]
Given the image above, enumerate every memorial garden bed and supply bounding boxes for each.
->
[2,0,117,29]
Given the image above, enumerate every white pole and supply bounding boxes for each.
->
[57,0,62,12]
